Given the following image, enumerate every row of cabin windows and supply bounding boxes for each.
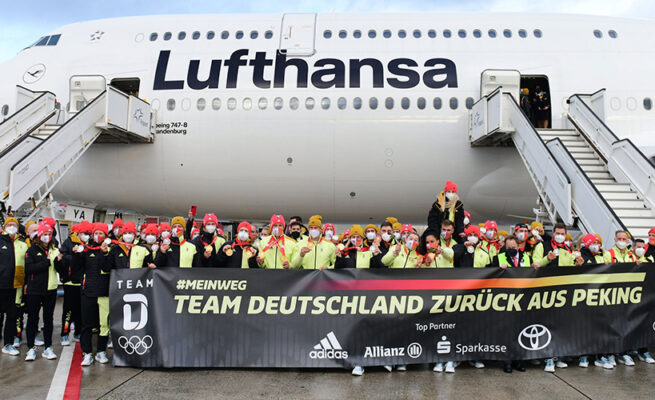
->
[323,28,543,39]
[149,30,274,41]
[164,96,477,111]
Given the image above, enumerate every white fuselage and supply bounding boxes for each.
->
[0,13,653,224]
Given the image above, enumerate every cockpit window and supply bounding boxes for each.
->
[24,34,62,50]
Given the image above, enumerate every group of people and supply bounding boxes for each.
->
[0,180,653,375]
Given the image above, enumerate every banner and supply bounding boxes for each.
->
[109,264,655,368]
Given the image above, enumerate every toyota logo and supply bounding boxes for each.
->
[518,324,552,351]
[118,335,153,355]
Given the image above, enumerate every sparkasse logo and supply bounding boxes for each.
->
[309,331,348,360]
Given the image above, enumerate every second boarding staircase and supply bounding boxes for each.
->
[0,85,154,220]
[469,88,655,242]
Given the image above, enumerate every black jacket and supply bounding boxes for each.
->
[335,248,359,269]
[81,242,111,297]
[193,232,223,267]
[107,244,131,270]
[427,199,465,243]
[370,240,394,269]
[59,236,85,284]
[154,237,201,268]
[215,240,259,268]
[453,243,475,267]
[24,242,60,295]
[580,247,604,265]
[0,233,17,289]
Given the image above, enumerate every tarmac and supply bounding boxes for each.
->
[1,298,654,400]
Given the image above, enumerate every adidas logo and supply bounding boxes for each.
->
[309,331,348,360]
[1,245,7,249]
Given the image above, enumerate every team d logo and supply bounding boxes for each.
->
[518,324,552,351]
[123,294,148,331]
[309,331,348,359]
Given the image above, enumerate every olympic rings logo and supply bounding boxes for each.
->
[118,335,153,355]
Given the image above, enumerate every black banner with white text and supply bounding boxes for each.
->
[109,264,655,368]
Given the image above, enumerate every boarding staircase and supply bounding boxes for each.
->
[469,87,655,242]
[0,85,154,221]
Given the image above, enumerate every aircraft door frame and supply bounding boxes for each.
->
[279,13,317,56]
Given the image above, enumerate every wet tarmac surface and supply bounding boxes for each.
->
[2,298,654,399]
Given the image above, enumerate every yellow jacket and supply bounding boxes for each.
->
[292,238,336,269]
[604,247,636,263]
[474,241,499,268]
[382,245,421,268]
[258,235,297,269]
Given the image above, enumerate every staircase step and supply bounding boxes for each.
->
[581,165,607,173]
[570,152,599,160]
[562,141,591,149]
[614,208,655,218]
[588,172,613,180]
[576,158,604,166]
[621,217,655,229]
[537,129,578,136]
[600,191,640,201]
[595,183,633,192]
[629,228,653,239]
[607,199,649,209]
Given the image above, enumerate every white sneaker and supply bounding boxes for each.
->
[556,360,568,368]
[2,344,19,356]
[433,362,444,372]
[25,347,37,361]
[34,337,44,346]
[42,347,57,360]
[578,356,589,368]
[469,360,485,369]
[107,340,113,349]
[594,357,614,369]
[61,336,70,346]
[383,365,393,372]
[445,361,455,373]
[81,353,94,367]
[638,352,655,364]
[351,365,364,376]
[618,354,635,366]
[396,364,407,371]
[95,351,109,364]
[544,358,555,373]
[13,337,20,348]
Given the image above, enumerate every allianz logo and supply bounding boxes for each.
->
[309,331,348,360]
[364,343,423,359]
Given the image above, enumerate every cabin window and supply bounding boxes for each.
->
[250,31,258,39]
[274,97,283,110]
[192,31,200,40]
[338,97,347,110]
[593,30,602,38]
[644,98,652,110]
[235,31,244,39]
[321,97,330,110]
[488,29,497,38]
[443,29,452,38]
[178,32,186,40]
[369,97,378,110]
[258,98,267,110]
[413,29,422,38]
[163,32,172,41]
[518,29,527,38]
[398,30,407,38]
[323,30,332,39]
[212,98,221,110]
[401,97,410,109]
[473,29,481,38]
[207,31,215,40]
[433,97,442,109]
[289,97,299,110]
[166,98,175,110]
[1,104,8,117]
[383,30,391,38]
[339,30,347,38]
[353,30,362,38]
[417,97,426,109]
[265,30,273,39]
[149,33,158,41]
[458,29,466,38]
[196,98,206,111]
[466,97,474,109]
[503,29,512,38]
[243,98,252,110]
[227,98,237,110]
[305,97,315,110]
[428,29,437,38]
[450,97,459,110]
[608,30,618,38]
[221,31,229,39]
[533,29,543,38]
[368,30,376,38]
[385,97,394,109]
[353,97,362,109]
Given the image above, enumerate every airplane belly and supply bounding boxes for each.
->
[53,115,538,223]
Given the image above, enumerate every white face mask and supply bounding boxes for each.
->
[635,247,646,257]
[161,231,171,239]
[394,232,401,240]
[366,232,376,241]
[5,226,17,235]
[589,244,600,254]
[463,217,470,225]
[616,241,628,250]
[146,235,157,244]
[79,233,90,242]
[531,229,541,238]
[237,231,250,241]
[445,192,454,201]
[309,229,321,239]
[325,230,333,240]
[272,227,281,237]
[468,236,479,244]
[565,241,572,248]
[30,231,38,239]
[205,225,217,234]
[192,233,200,240]
[381,232,391,242]
[406,240,416,251]
[94,234,104,243]
[554,234,566,244]
[485,230,495,240]
[122,233,135,243]
[140,232,147,240]
[517,232,526,242]
[480,227,487,235]
[41,235,51,244]
[113,228,120,236]
[369,246,376,253]
[172,227,181,237]
[401,234,407,242]
[350,237,360,246]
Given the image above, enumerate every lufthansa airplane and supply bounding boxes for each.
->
[0,13,653,224]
